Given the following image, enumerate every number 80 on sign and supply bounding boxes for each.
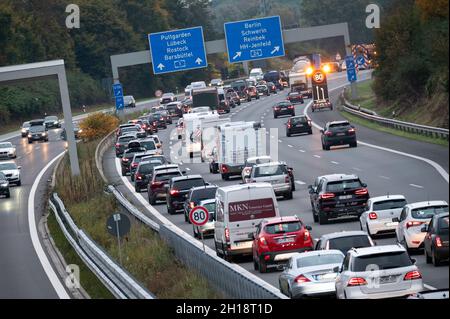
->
[189,206,209,226]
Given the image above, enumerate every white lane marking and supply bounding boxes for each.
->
[304,95,449,184]
[424,284,438,291]
[314,155,321,159]
[331,161,340,165]
[278,140,283,143]
[271,135,275,139]
[266,132,269,135]
[295,181,306,185]
[379,176,391,180]
[185,167,191,171]
[288,145,293,148]
[35,146,41,150]
[28,151,70,299]
[299,150,306,153]
[410,184,424,189]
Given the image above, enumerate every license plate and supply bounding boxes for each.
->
[235,241,251,248]
[380,275,398,284]
[385,222,398,227]
[296,124,304,127]
[339,195,353,200]
[317,273,337,280]
[337,132,346,136]
[278,238,295,244]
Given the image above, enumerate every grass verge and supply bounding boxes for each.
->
[46,210,115,299]
[54,138,220,298]
[340,111,449,147]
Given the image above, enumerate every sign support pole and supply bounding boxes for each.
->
[115,218,123,265]
[199,227,206,253]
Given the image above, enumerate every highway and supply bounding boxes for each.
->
[101,70,449,292]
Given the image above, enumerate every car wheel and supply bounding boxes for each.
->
[254,259,259,271]
[259,257,267,273]
[318,210,329,225]
[28,140,32,144]
[222,174,229,181]
[167,206,175,215]
[149,194,156,205]
[193,227,198,238]
[274,114,278,119]
[350,141,358,148]
[308,130,313,135]
[284,191,293,200]
[324,144,330,151]
[134,186,140,193]
[131,175,135,182]
[425,248,432,264]
[432,248,442,266]
[16,180,21,187]
[286,132,291,137]
[311,108,315,113]
[321,142,326,151]
[6,191,10,198]
[121,169,126,176]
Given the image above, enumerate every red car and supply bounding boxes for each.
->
[252,216,313,273]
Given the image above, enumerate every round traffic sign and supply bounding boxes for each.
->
[189,206,209,226]
[312,71,325,84]
[155,90,163,98]
[106,213,131,237]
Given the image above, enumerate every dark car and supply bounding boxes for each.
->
[44,116,61,129]
[27,125,48,144]
[226,91,241,107]
[423,212,449,266]
[246,86,260,102]
[273,101,295,118]
[180,98,193,114]
[120,145,147,176]
[315,231,374,255]
[286,116,312,137]
[166,102,183,118]
[321,121,357,150]
[134,158,166,192]
[115,134,138,157]
[266,82,277,94]
[287,91,304,104]
[230,80,248,99]
[256,84,270,96]
[263,71,284,90]
[0,172,10,198]
[60,123,82,140]
[129,150,159,181]
[151,113,167,129]
[21,121,31,138]
[136,119,155,135]
[183,185,218,223]
[148,166,183,204]
[308,174,370,225]
[218,97,231,114]
[139,116,158,134]
[158,110,173,124]
[166,175,206,215]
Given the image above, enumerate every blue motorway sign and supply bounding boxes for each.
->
[345,55,357,83]
[112,83,123,98]
[224,16,285,64]
[148,26,208,75]
[115,95,124,110]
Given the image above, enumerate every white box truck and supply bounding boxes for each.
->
[214,183,280,260]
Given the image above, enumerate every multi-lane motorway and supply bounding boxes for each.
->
[1,70,448,298]
[102,70,449,292]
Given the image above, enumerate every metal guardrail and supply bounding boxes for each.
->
[341,89,449,140]
[50,193,155,299]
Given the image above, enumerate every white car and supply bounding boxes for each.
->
[335,245,424,299]
[0,142,17,159]
[160,93,176,104]
[396,201,448,251]
[0,161,21,186]
[360,195,407,237]
[241,156,272,183]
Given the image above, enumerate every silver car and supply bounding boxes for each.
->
[335,245,424,299]
[0,142,17,159]
[249,162,293,200]
[279,250,345,299]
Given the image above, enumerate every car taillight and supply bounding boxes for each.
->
[325,131,333,137]
[189,202,195,209]
[151,181,163,189]
[355,188,368,195]
[170,189,179,196]
[259,237,267,246]
[221,165,228,173]
[436,236,443,248]
[348,128,356,134]
[287,123,291,129]
[285,176,290,183]
[308,120,312,126]
[288,105,294,109]
[131,162,139,168]
[304,229,311,241]
[369,212,378,220]
[115,143,120,148]
[294,275,310,284]
[274,107,280,111]
[406,221,425,229]
[347,277,367,286]
[404,270,422,281]
[320,193,335,199]
[153,121,157,126]
[136,174,143,180]
[225,228,230,243]
[122,157,129,162]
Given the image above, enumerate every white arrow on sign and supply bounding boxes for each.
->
[232,52,242,60]
[271,46,280,55]
[157,63,165,70]
[195,58,203,65]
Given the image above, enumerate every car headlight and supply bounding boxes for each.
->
[28,134,32,138]
[21,128,26,133]
[1,183,8,187]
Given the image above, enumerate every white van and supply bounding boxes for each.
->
[249,68,264,81]
[214,183,280,260]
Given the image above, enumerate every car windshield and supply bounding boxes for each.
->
[23,122,30,128]
[329,235,372,253]
[296,254,344,268]
[191,188,217,202]
[0,163,17,170]
[329,122,350,129]
[254,165,286,177]
[138,161,162,174]
[352,252,412,272]
[155,171,181,181]
[118,136,135,143]
[276,102,291,108]
[0,143,12,149]
[173,178,205,190]
[45,116,58,121]
[29,126,45,133]
[265,221,302,234]
[326,179,363,192]
[412,205,449,219]
[140,141,156,150]
[291,117,308,124]
[289,92,300,96]
[121,127,138,134]
[124,96,133,102]
[373,199,407,211]
[438,216,449,233]
[142,155,165,163]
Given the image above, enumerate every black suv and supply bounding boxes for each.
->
[183,185,218,223]
[320,121,357,150]
[0,172,10,198]
[150,113,167,129]
[286,115,312,137]
[133,158,166,192]
[148,166,183,205]
[120,142,147,176]
[166,175,206,215]
[27,125,48,143]
[273,101,295,118]
[308,174,370,225]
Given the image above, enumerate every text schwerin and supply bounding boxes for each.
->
[176,303,210,317]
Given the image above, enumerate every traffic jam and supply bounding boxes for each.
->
[110,61,449,299]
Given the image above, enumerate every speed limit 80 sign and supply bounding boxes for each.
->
[189,206,209,226]
[312,71,325,84]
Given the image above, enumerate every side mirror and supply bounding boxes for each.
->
[181,170,187,175]
[333,266,341,273]
[361,183,367,188]
[411,258,416,265]
[17,166,22,170]
[308,185,315,194]
[305,225,312,231]
[392,217,400,223]
[421,225,428,233]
